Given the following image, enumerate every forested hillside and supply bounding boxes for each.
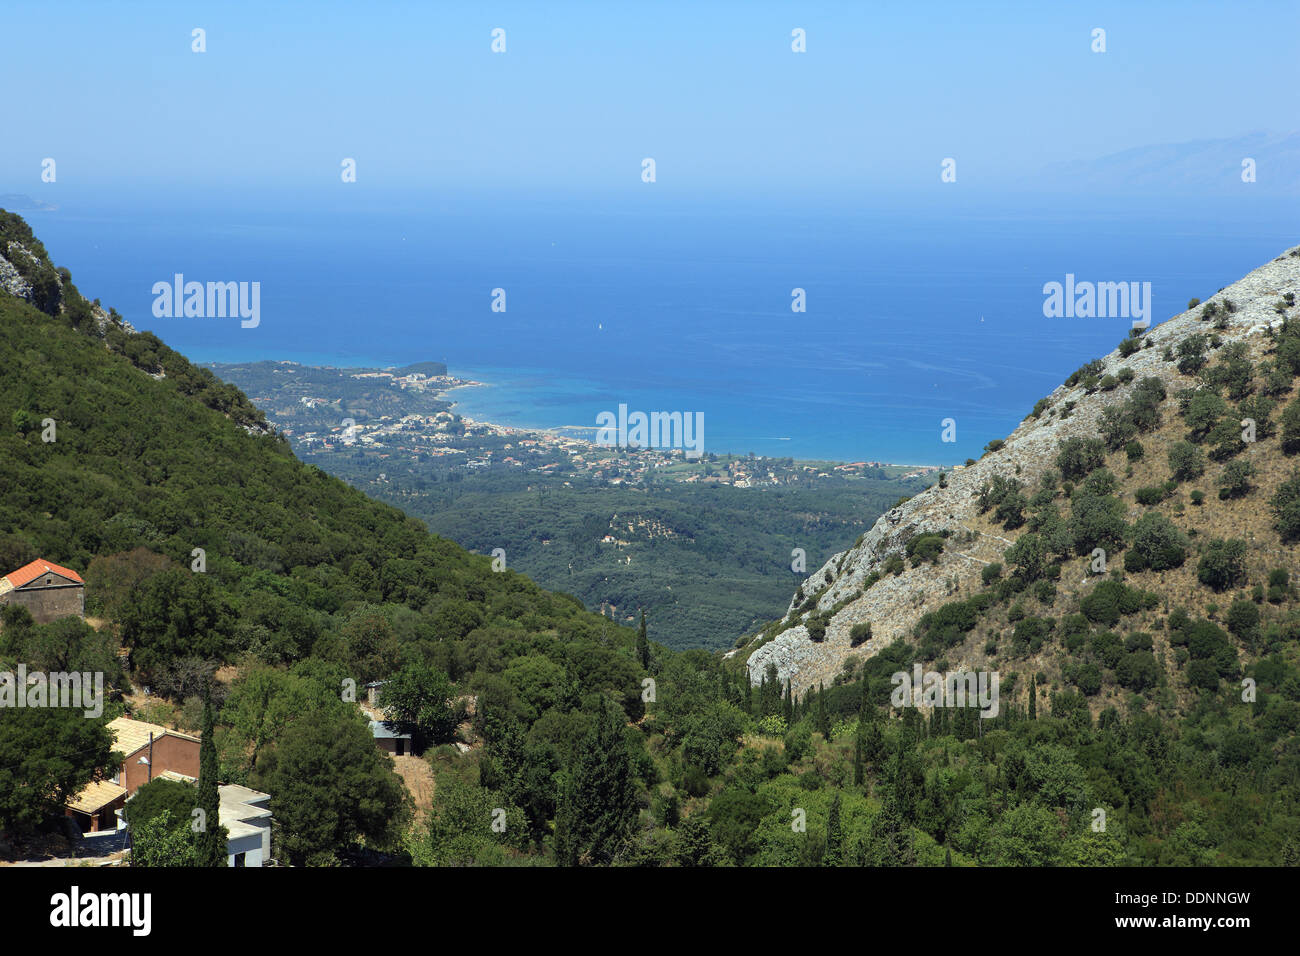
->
[392,477,923,651]
[0,210,652,864]
[4,211,1298,867]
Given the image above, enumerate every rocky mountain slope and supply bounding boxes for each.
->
[744,242,1300,705]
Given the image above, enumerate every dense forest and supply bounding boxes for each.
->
[380,475,922,651]
[2,211,1298,866]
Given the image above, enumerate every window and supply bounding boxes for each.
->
[234,853,246,868]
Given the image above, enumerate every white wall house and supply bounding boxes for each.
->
[219,784,273,867]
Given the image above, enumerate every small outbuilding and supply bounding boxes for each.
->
[0,559,85,624]
[369,720,413,757]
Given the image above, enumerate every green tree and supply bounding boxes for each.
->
[380,662,458,748]
[416,776,526,866]
[220,666,324,774]
[1282,396,1300,454]
[125,777,199,828]
[195,687,228,867]
[118,569,229,682]
[636,608,650,669]
[1271,472,1300,542]
[1183,390,1227,442]
[862,788,913,866]
[1005,532,1047,582]
[266,709,411,865]
[129,809,200,867]
[825,793,843,866]
[338,605,401,685]
[1168,441,1206,482]
[0,709,116,835]
[1218,460,1255,499]
[674,814,720,867]
[1125,512,1188,572]
[554,698,638,866]
[1056,437,1106,480]
[853,717,867,787]
[1197,538,1247,591]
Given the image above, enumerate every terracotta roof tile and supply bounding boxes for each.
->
[67,780,127,815]
[108,716,200,756]
[2,558,84,588]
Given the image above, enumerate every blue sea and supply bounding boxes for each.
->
[18,188,1299,465]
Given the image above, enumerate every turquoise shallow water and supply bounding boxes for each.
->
[20,191,1299,464]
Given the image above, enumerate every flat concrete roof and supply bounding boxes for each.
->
[368,720,411,740]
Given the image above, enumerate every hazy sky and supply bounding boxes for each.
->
[4,0,1297,201]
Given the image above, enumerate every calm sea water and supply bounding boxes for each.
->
[19,190,1298,464]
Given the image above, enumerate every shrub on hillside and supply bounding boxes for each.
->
[1227,599,1261,646]
[1068,479,1127,556]
[1218,460,1256,500]
[1080,580,1145,626]
[1183,390,1228,443]
[1056,437,1106,480]
[1282,397,1300,455]
[1267,568,1290,604]
[1196,538,1247,591]
[1075,662,1103,695]
[1089,630,1123,669]
[1270,472,1300,543]
[1176,334,1210,375]
[1125,512,1189,573]
[1004,533,1047,582]
[1065,359,1105,388]
[905,533,946,567]
[1168,441,1206,482]
[1116,650,1159,692]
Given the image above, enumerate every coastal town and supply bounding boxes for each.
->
[208,360,945,490]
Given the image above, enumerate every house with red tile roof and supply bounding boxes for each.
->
[0,559,84,623]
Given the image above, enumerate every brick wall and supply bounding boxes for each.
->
[122,736,201,796]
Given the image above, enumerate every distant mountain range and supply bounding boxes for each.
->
[0,194,57,213]
[1038,131,1300,195]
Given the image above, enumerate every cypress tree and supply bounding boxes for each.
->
[761,663,780,716]
[783,680,793,724]
[1028,677,1038,720]
[865,787,913,866]
[554,697,637,866]
[636,608,650,670]
[945,848,953,867]
[853,717,866,787]
[195,684,227,867]
[815,682,830,739]
[864,718,884,768]
[825,793,843,866]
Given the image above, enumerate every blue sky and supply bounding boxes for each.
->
[4,0,1297,201]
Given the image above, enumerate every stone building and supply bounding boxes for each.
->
[0,558,85,623]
